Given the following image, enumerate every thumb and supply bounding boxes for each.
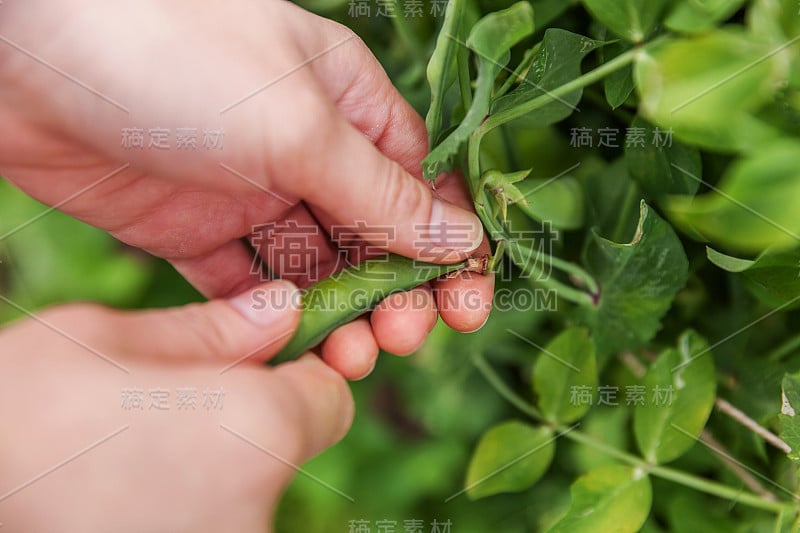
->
[279,19,483,263]
[294,121,485,263]
[120,280,302,365]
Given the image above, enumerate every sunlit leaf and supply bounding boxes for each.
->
[665,140,800,253]
[582,0,671,42]
[465,421,555,499]
[635,30,788,151]
[666,0,748,33]
[533,328,598,423]
[516,175,585,230]
[634,331,716,464]
[547,465,652,533]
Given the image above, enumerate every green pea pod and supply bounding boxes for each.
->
[271,254,483,364]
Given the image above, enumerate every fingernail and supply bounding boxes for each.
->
[229,280,299,326]
[429,199,484,253]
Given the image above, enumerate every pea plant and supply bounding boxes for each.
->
[412,0,800,531]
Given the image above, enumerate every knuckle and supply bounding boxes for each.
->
[269,93,339,174]
[379,163,428,220]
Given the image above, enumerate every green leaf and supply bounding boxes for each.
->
[706,247,755,272]
[734,252,800,307]
[582,0,671,42]
[465,2,534,65]
[533,328,598,424]
[624,116,702,197]
[425,0,465,147]
[491,29,604,129]
[604,42,636,109]
[516,175,585,230]
[423,2,534,179]
[465,421,555,499]
[581,159,642,241]
[547,465,652,533]
[665,140,800,253]
[779,371,800,461]
[0,181,153,316]
[666,0,748,33]
[634,331,717,464]
[635,30,788,151]
[604,65,635,109]
[707,247,800,308]
[582,201,689,361]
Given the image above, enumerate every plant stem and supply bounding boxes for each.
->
[495,45,538,99]
[508,240,599,296]
[488,239,507,272]
[467,130,484,196]
[471,352,543,420]
[467,132,595,306]
[504,241,595,306]
[480,45,641,134]
[773,509,784,533]
[457,41,473,112]
[644,459,794,514]
[700,429,775,500]
[715,398,791,454]
[472,353,799,516]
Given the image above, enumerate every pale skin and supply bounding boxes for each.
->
[0,0,494,531]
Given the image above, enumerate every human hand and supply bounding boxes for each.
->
[0,0,494,378]
[0,280,352,532]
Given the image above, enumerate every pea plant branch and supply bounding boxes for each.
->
[470,351,798,516]
[714,397,792,455]
[463,47,645,307]
[414,0,800,531]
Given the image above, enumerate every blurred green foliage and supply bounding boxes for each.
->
[6,0,800,531]
[0,180,204,317]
